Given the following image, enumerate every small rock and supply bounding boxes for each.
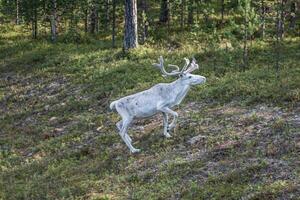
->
[49,82,60,88]
[54,128,64,133]
[44,105,50,110]
[49,117,57,122]
[188,135,206,145]
[296,141,300,149]
[26,152,33,157]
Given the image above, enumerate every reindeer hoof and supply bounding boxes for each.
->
[131,148,141,153]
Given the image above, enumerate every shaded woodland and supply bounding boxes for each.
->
[0,1,300,199]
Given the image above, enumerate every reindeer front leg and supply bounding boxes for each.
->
[159,107,178,135]
[162,112,171,138]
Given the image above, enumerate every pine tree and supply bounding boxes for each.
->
[124,0,138,50]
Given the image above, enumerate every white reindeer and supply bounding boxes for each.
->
[110,56,206,153]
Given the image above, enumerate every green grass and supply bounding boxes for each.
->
[0,25,299,199]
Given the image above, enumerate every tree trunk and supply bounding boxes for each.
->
[90,6,97,34]
[112,0,116,47]
[124,0,138,50]
[50,0,57,42]
[16,0,20,25]
[188,0,194,25]
[261,0,265,38]
[220,0,225,26]
[32,7,38,39]
[203,1,210,27]
[181,0,185,28]
[275,0,281,76]
[95,5,99,33]
[84,9,88,33]
[105,0,110,28]
[196,0,200,24]
[279,0,285,39]
[243,0,249,70]
[159,0,169,23]
[289,1,296,29]
[141,0,148,43]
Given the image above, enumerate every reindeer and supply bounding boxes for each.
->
[110,56,206,153]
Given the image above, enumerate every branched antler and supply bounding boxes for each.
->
[153,56,181,77]
[184,57,199,74]
[153,56,199,77]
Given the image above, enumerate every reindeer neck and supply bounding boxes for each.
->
[171,78,189,88]
[169,78,190,103]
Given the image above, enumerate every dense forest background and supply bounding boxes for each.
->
[0,0,300,199]
[1,0,299,51]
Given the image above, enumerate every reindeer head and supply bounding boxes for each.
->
[153,56,206,86]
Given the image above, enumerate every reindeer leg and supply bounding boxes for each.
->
[116,120,131,143]
[162,112,171,138]
[116,120,122,131]
[159,107,178,132]
[119,118,140,153]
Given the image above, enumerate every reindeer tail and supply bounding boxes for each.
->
[109,101,117,111]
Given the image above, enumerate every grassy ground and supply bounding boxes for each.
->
[0,25,300,199]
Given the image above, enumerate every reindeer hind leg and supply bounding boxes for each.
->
[115,103,139,153]
[120,118,140,153]
[116,120,132,143]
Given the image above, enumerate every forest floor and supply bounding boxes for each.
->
[0,27,300,199]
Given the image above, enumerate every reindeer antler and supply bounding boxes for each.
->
[153,56,181,77]
[153,56,199,77]
[183,57,199,74]
[180,58,190,74]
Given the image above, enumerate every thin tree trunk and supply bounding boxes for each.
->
[181,0,185,28]
[105,0,110,28]
[95,5,99,33]
[112,0,116,47]
[50,0,57,42]
[221,0,225,27]
[188,0,194,25]
[159,0,169,23]
[261,0,265,38]
[279,0,285,39]
[196,0,200,24]
[16,0,19,25]
[204,0,210,27]
[32,7,38,39]
[90,6,97,34]
[124,0,138,50]
[32,20,35,38]
[275,0,281,76]
[84,9,88,33]
[141,0,148,43]
[243,1,248,70]
[289,1,296,29]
